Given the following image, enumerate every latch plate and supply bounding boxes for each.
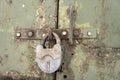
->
[14,28,97,40]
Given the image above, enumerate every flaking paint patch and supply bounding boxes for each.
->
[75,22,91,28]
[59,1,83,29]
[59,5,69,28]
[70,45,87,68]
[70,45,87,80]
[36,2,46,29]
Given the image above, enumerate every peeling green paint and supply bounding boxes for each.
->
[0,0,120,80]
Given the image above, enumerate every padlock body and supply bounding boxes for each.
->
[36,43,62,73]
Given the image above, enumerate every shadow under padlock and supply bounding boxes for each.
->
[35,32,62,73]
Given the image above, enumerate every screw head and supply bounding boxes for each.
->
[62,31,67,36]
[16,32,21,37]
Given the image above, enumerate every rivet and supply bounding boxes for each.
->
[42,33,46,37]
[62,31,67,36]
[87,31,92,36]
[27,31,33,37]
[16,32,21,37]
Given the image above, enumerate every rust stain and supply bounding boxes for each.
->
[100,0,108,40]
[102,0,105,18]
[79,51,95,80]
[75,46,97,79]
[101,23,108,39]
[36,1,46,29]
[5,0,13,6]
[66,7,77,21]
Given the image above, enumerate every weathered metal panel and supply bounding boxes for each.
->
[0,0,57,79]
[58,0,120,80]
[0,0,120,80]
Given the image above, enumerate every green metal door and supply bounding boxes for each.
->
[0,0,120,80]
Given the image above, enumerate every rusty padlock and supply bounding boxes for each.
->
[35,32,62,73]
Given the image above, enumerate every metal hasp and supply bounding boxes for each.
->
[35,32,62,73]
[69,5,75,45]
[15,28,97,40]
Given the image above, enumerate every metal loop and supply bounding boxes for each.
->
[41,32,61,46]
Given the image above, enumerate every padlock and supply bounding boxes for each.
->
[35,32,62,73]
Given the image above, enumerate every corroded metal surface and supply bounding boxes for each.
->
[0,0,120,80]
[0,0,57,79]
[57,0,120,80]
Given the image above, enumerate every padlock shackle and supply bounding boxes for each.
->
[41,32,61,46]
